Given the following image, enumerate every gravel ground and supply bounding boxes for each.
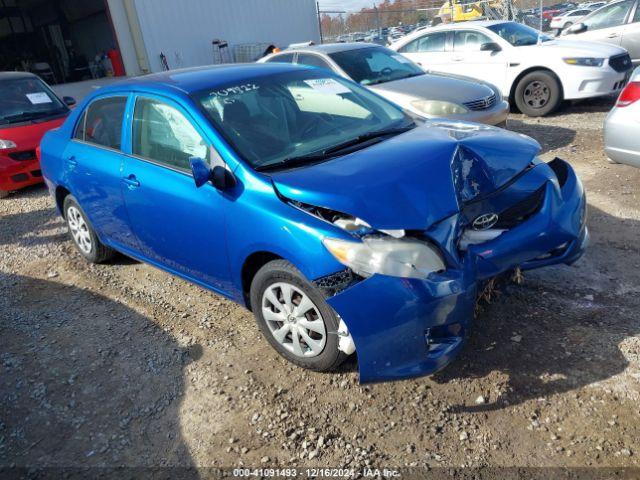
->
[1,97,639,473]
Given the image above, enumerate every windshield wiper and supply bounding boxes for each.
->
[255,151,333,172]
[255,124,415,173]
[323,124,415,155]
[0,109,66,125]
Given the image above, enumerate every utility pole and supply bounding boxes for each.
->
[539,0,543,37]
[373,2,381,35]
[317,1,324,44]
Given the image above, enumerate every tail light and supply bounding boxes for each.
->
[616,81,640,107]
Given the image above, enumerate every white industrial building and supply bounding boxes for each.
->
[0,0,320,83]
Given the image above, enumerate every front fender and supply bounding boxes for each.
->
[225,173,348,304]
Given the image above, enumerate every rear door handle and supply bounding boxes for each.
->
[123,174,140,189]
[452,56,464,62]
[607,33,619,38]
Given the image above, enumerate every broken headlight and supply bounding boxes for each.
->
[323,236,446,279]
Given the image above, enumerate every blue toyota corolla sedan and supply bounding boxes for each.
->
[40,63,588,383]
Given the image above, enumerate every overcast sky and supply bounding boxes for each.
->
[318,0,378,12]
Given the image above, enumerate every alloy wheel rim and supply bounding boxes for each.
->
[523,80,551,109]
[67,206,92,254]
[262,282,327,358]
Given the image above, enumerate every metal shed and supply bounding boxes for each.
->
[106,0,321,75]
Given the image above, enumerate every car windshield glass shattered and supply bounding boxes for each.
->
[487,22,553,46]
[329,46,425,85]
[0,77,68,125]
[195,70,413,171]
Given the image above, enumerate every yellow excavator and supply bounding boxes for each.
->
[434,0,511,24]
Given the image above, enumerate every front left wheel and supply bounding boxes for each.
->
[514,70,562,117]
[63,195,115,263]
[250,260,348,372]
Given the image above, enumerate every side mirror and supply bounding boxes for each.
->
[190,157,236,190]
[566,22,587,34]
[480,42,502,52]
[63,96,76,106]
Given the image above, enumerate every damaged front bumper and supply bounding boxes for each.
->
[326,158,588,383]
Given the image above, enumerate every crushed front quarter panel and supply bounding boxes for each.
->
[326,158,587,383]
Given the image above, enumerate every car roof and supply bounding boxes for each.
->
[283,42,382,55]
[93,63,312,97]
[425,19,507,30]
[0,71,39,81]
[392,20,507,45]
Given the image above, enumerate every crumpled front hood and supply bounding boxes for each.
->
[270,122,541,230]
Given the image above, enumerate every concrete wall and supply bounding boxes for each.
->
[131,0,320,73]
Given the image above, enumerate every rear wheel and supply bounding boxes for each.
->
[250,260,348,372]
[63,195,115,263]
[563,21,573,29]
[514,70,562,117]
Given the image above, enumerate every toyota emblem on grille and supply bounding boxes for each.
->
[472,213,499,230]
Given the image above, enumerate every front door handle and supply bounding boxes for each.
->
[67,155,77,168]
[123,174,140,189]
[452,56,464,62]
[607,33,619,38]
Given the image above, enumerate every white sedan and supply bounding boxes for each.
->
[549,8,593,31]
[390,20,633,116]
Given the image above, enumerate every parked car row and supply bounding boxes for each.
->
[390,20,633,116]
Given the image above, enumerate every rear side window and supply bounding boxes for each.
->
[265,53,295,63]
[77,96,127,150]
[399,32,447,53]
[132,97,209,171]
[297,54,332,71]
[453,30,493,51]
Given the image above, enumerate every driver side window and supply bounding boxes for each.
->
[583,0,633,29]
[132,97,209,171]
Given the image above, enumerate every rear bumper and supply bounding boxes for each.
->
[0,156,43,192]
[604,106,640,168]
[327,158,587,383]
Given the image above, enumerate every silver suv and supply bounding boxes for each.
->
[562,0,640,65]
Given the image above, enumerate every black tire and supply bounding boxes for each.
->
[250,259,348,372]
[514,70,562,117]
[63,195,115,263]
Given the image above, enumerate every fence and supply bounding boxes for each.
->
[317,0,580,43]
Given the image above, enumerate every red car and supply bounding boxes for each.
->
[0,72,75,198]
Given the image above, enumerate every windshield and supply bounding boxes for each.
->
[195,69,412,170]
[329,46,424,85]
[487,22,553,46]
[0,77,68,125]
